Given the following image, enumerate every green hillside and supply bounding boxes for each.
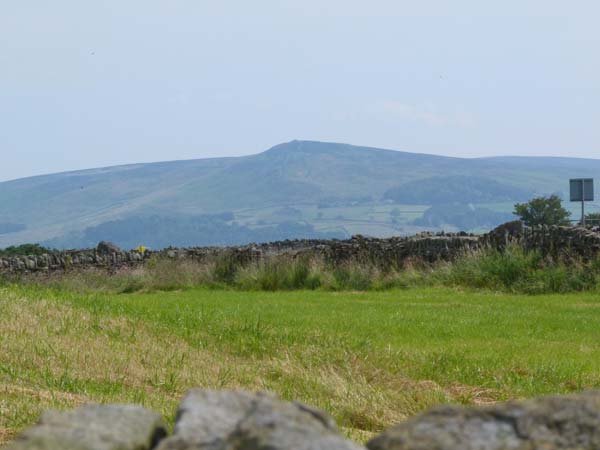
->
[1,140,599,249]
[383,176,533,204]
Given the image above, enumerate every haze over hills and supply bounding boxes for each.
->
[1,140,599,249]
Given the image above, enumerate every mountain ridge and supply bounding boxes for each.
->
[5,141,600,185]
[1,140,599,248]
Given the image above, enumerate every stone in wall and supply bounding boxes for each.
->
[367,391,600,450]
[484,220,524,250]
[4,404,166,450]
[96,241,122,255]
[156,389,365,450]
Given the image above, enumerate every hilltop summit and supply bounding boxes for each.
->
[1,140,599,248]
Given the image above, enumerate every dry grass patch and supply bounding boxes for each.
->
[0,288,454,443]
[4,284,599,446]
[0,428,15,447]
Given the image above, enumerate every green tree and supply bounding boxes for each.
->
[513,195,571,227]
[0,243,54,256]
[585,212,600,225]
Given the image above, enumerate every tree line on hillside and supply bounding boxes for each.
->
[43,214,346,250]
[384,175,532,205]
[415,194,598,230]
[413,204,513,230]
[2,194,595,254]
[410,193,600,231]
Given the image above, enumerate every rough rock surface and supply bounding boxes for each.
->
[96,241,122,254]
[5,404,166,450]
[483,220,524,250]
[156,389,365,450]
[367,391,600,450]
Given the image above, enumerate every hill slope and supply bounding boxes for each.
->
[1,140,599,248]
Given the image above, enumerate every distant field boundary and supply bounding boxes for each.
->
[1,222,600,274]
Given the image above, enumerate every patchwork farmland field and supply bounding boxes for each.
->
[2,285,600,444]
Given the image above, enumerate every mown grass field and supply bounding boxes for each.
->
[2,285,600,445]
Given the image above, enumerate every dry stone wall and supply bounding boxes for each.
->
[485,221,600,258]
[6,389,600,450]
[2,223,600,274]
[0,233,480,274]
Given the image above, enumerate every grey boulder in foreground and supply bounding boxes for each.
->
[367,391,600,450]
[4,404,167,450]
[156,389,364,450]
[7,390,600,450]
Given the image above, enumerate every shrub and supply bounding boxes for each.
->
[513,195,571,227]
[0,244,55,257]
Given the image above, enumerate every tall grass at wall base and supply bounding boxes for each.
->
[234,256,322,291]
[5,245,600,294]
[439,245,600,294]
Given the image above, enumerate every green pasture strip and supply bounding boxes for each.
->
[3,285,600,444]
[29,286,600,396]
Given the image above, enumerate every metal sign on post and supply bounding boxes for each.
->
[570,178,594,226]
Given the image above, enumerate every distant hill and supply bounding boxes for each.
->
[1,140,599,249]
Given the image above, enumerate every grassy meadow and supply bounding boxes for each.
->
[3,282,600,445]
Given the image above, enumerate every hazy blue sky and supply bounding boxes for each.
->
[1,1,598,181]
